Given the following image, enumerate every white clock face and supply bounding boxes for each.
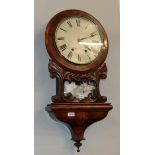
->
[55,17,106,64]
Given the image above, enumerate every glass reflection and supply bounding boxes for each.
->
[64,81,96,99]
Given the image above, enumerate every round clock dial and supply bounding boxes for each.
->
[45,10,109,73]
[55,17,106,64]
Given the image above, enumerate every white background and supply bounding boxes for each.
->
[0,0,155,155]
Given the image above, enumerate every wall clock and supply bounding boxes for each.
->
[45,9,113,152]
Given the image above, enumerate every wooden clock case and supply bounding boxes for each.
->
[45,10,113,152]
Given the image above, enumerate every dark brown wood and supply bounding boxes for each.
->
[44,9,112,152]
[48,59,107,103]
[45,9,109,73]
[46,103,113,152]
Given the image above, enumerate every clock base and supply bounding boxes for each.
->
[45,103,113,152]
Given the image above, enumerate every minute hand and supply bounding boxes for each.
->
[78,33,96,42]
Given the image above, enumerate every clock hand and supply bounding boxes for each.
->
[85,46,91,51]
[78,36,91,41]
[78,32,97,42]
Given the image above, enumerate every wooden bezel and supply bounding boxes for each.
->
[45,9,109,73]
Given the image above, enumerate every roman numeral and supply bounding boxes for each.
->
[90,32,97,37]
[76,19,80,27]
[60,28,67,32]
[57,37,64,40]
[67,21,72,27]
[67,51,73,59]
[87,54,91,60]
[60,44,67,51]
[85,46,91,51]
[85,50,91,60]
[78,55,81,61]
